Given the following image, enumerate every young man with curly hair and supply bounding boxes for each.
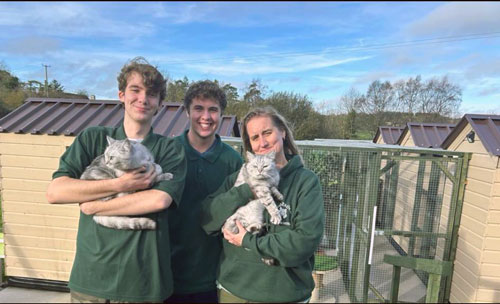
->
[165,80,243,303]
[47,57,187,302]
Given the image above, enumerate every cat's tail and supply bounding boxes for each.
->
[93,215,156,230]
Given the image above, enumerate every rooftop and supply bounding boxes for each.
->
[0,98,240,137]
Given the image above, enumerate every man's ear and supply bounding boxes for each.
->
[118,90,125,102]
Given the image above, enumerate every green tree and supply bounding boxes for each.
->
[0,68,26,115]
[24,80,43,97]
[243,79,266,104]
[225,79,267,121]
[221,83,239,104]
[0,70,21,90]
[260,91,322,140]
[166,76,190,102]
[48,79,64,92]
[75,89,89,98]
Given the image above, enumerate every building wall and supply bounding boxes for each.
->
[446,125,499,303]
[0,133,78,281]
[476,157,500,302]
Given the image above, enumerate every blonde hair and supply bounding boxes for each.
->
[241,106,299,156]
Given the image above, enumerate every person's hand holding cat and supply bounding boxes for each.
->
[223,220,246,247]
[115,165,158,192]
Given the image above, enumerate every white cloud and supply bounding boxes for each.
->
[354,71,396,86]
[147,2,356,27]
[407,2,500,36]
[0,2,156,38]
[315,76,357,83]
[3,37,60,55]
[183,55,372,76]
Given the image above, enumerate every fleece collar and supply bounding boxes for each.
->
[279,154,304,178]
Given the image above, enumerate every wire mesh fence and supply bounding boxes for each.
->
[222,138,469,303]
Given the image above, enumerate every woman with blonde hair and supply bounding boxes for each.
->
[201,106,325,303]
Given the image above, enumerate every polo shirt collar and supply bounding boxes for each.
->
[116,124,156,147]
[181,129,223,163]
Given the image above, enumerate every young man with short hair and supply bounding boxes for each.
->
[46,57,187,302]
[166,80,243,303]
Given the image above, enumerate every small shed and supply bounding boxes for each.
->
[373,126,405,144]
[441,114,500,303]
[0,97,240,287]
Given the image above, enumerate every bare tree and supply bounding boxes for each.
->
[425,76,461,118]
[338,87,364,113]
[360,80,395,134]
[337,87,365,139]
[394,75,422,114]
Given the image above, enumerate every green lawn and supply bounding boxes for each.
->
[314,254,337,272]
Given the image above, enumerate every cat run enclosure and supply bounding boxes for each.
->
[224,138,469,303]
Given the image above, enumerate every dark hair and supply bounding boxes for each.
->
[241,106,299,156]
[183,80,227,113]
[117,57,167,101]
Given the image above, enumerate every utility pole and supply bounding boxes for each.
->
[42,64,50,97]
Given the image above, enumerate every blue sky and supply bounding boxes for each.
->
[1,1,500,115]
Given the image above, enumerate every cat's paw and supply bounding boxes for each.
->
[157,172,173,181]
[270,214,282,225]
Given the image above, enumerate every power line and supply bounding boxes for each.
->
[159,31,500,65]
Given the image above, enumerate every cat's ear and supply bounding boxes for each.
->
[268,150,276,159]
[246,151,255,161]
[106,136,115,145]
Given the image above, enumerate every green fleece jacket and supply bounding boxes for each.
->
[201,155,325,303]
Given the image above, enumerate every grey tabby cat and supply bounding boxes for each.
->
[80,136,173,230]
[223,151,283,235]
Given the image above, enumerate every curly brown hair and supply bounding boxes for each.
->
[183,80,227,113]
[117,57,167,101]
